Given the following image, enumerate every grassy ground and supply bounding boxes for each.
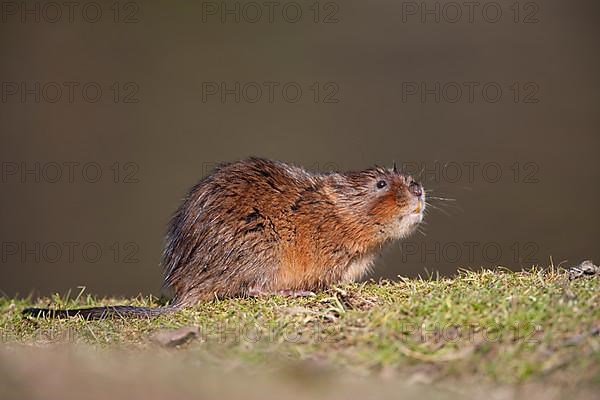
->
[1,268,598,399]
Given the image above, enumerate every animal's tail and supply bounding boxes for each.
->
[22,305,175,320]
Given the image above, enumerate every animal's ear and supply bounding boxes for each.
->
[392,161,398,173]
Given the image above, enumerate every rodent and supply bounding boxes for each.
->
[23,157,425,319]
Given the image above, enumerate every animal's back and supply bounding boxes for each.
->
[163,158,321,304]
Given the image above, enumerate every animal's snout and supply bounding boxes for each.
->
[408,180,423,197]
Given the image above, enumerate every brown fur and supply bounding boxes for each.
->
[22,157,425,319]
[163,157,425,306]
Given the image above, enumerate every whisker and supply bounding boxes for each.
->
[425,202,452,217]
[428,196,456,202]
[431,200,464,214]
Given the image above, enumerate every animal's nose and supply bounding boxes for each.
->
[409,181,423,197]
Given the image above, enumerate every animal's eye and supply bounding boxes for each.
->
[376,180,387,189]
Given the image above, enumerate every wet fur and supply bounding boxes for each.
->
[163,157,424,306]
[23,157,424,318]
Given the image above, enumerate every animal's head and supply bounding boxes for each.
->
[334,163,425,241]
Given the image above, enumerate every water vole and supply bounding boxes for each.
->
[23,157,425,318]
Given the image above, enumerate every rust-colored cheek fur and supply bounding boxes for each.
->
[369,192,404,222]
[162,158,422,305]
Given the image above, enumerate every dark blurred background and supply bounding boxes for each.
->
[1,0,598,298]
